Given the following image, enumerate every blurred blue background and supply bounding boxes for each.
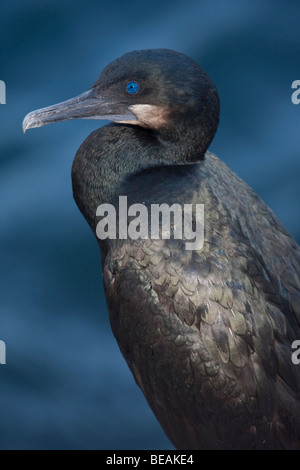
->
[0,0,299,450]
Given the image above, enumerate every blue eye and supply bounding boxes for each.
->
[126,81,139,94]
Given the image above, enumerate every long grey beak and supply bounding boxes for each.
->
[22,88,137,133]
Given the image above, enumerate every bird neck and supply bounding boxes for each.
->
[71,122,206,234]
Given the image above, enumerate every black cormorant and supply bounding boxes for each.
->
[23,49,300,450]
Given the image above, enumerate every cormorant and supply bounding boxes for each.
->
[23,49,300,450]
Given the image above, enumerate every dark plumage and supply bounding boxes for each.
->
[23,49,300,449]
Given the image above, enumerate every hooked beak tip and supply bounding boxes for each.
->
[22,112,36,133]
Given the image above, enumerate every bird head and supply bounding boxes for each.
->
[23,49,219,154]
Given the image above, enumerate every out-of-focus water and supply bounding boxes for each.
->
[0,0,299,450]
